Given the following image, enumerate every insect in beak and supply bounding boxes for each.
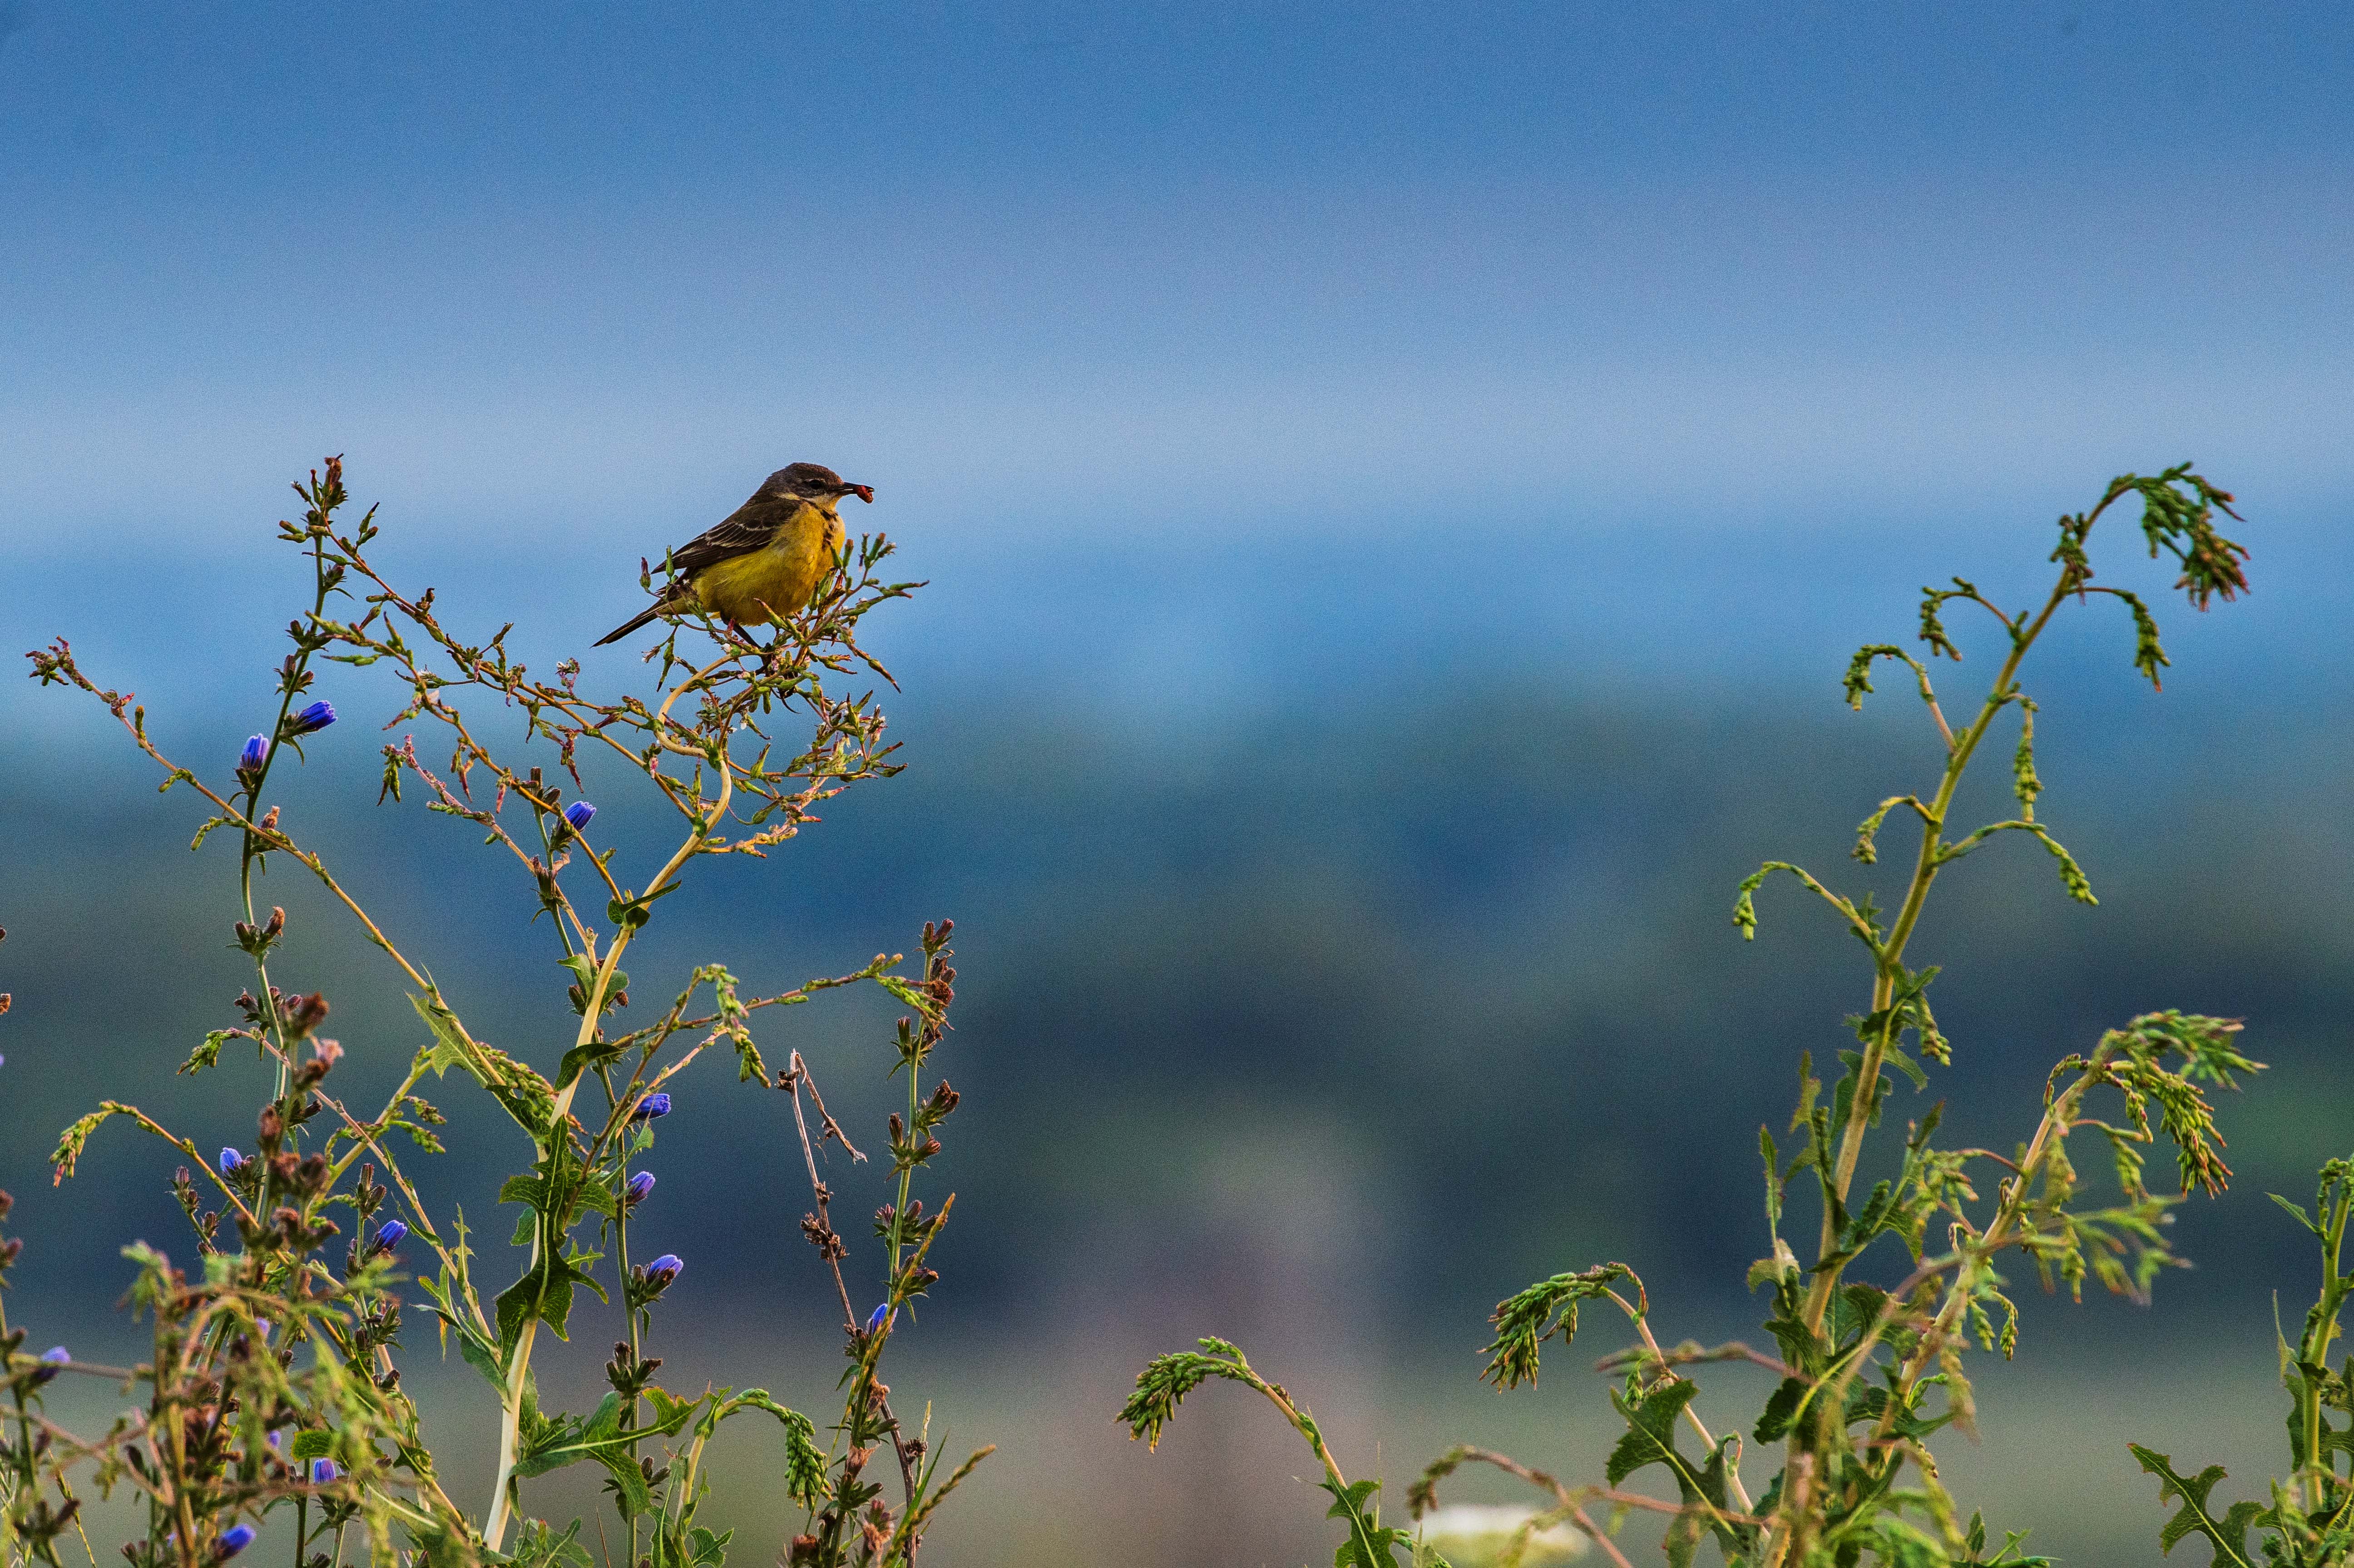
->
[843,483,875,504]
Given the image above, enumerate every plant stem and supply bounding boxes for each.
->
[2296,1176,2351,1512]
[1805,594,2053,1334]
[599,1064,644,1568]
[484,663,736,1551]
[1604,1289,1756,1515]
[1771,486,2141,1565]
[241,524,332,1105]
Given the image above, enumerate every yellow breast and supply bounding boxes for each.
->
[690,503,844,624]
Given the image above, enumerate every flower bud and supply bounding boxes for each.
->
[643,1254,682,1292]
[30,1346,69,1385]
[564,801,596,830]
[631,1092,671,1122]
[865,1302,892,1336]
[215,1524,257,1560]
[238,736,268,774]
[623,1171,655,1205]
[219,1148,246,1175]
[284,701,336,737]
[369,1219,408,1255]
[309,1458,341,1485]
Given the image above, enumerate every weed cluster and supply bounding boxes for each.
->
[6,460,984,1568]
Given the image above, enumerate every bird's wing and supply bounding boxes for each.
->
[658,496,805,582]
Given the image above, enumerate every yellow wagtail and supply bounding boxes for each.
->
[594,462,875,646]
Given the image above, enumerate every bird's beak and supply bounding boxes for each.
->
[844,482,875,504]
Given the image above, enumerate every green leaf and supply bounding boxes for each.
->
[1606,1380,1749,1568]
[289,1429,337,1461]
[1606,1378,1699,1487]
[411,991,474,1077]
[648,1385,704,1438]
[1318,1477,1410,1568]
[410,990,554,1137]
[2129,1445,2260,1568]
[1754,1377,1807,1443]
[508,1520,593,1568]
[1837,1179,1897,1256]
[495,1248,606,1349]
[606,882,680,931]
[2269,1193,2319,1236]
[515,1391,651,1518]
[416,1270,505,1391]
[555,1035,627,1090]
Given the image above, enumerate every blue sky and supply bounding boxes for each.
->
[2,2,2347,700]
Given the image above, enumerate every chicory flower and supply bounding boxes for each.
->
[284,701,336,737]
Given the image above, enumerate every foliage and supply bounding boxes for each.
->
[1116,465,2292,1566]
[1119,1338,1417,1568]
[2128,1155,2354,1567]
[5,459,987,1567]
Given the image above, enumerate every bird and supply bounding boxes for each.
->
[594,463,875,646]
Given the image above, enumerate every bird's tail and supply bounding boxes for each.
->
[593,601,669,646]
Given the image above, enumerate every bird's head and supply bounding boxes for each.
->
[764,462,875,506]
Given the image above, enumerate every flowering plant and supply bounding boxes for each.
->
[5,459,984,1568]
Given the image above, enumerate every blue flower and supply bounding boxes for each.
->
[30,1346,69,1384]
[623,1171,655,1204]
[631,1092,671,1122]
[285,701,336,737]
[564,800,596,830]
[215,1524,257,1560]
[643,1254,682,1291]
[310,1458,341,1485]
[219,1148,246,1174]
[369,1219,408,1254]
[238,735,268,774]
[865,1303,892,1336]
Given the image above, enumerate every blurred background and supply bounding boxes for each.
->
[4,3,2353,1563]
